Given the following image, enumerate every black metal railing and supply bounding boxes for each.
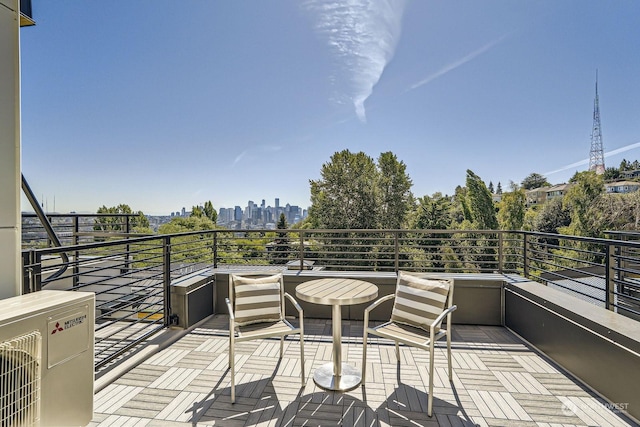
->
[21,230,214,370]
[20,227,640,371]
[21,213,138,249]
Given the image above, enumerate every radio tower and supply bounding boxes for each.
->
[589,71,605,174]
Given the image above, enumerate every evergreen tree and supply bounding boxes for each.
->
[376,152,414,229]
[272,213,290,264]
[203,201,217,223]
[521,173,550,190]
[466,170,498,230]
[488,181,494,194]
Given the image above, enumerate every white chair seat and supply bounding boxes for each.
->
[236,319,300,341]
[367,321,447,349]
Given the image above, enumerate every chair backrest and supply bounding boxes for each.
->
[229,272,285,326]
[390,271,454,331]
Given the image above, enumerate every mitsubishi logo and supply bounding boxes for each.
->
[51,322,64,334]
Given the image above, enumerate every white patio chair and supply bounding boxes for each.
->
[362,271,457,416]
[225,271,305,403]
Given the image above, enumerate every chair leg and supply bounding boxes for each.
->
[300,334,306,386]
[447,332,453,381]
[230,337,235,404]
[395,341,400,361]
[361,329,368,384]
[280,336,284,358]
[428,342,435,417]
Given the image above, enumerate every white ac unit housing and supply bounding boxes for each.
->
[0,290,95,427]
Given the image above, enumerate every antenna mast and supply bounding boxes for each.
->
[589,70,605,174]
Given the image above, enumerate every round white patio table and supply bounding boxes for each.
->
[296,278,378,391]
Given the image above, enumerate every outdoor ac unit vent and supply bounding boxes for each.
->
[0,290,95,427]
[0,331,42,427]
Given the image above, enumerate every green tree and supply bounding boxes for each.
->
[94,204,150,233]
[497,186,526,230]
[190,205,204,218]
[412,193,453,270]
[496,182,503,194]
[376,152,414,229]
[488,181,494,194]
[272,213,290,264]
[413,193,452,230]
[309,150,379,229]
[532,198,571,236]
[561,171,605,236]
[157,216,216,264]
[464,170,498,271]
[204,201,217,223]
[603,167,620,181]
[521,173,550,190]
[466,170,498,230]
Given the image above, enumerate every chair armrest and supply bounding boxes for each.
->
[430,305,457,333]
[284,292,304,317]
[364,294,395,328]
[225,297,235,320]
[364,294,395,315]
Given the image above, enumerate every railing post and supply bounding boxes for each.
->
[213,232,218,268]
[22,250,32,294]
[498,231,504,273]
[617,235,627,296]
[73,217,80,288]
[34,251,42,292]
[163,236,172,327]
[523,233,529,278]
[124,214,132,273]
[299,231,305,269]
[394,231,399,273]
[605,243,615,311]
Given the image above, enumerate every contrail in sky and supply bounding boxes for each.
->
[407,35,508,92]
[305,0,407,122]
[544,141,640,176]
[232,150,247,167]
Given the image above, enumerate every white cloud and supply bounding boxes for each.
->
[305,0,407,122]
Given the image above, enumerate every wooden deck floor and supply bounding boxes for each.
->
[89,315,635,427]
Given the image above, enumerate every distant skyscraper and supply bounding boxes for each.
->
[589,72,605,175]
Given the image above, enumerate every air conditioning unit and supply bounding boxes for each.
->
[0,290,95,426]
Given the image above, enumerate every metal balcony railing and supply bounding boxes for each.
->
[19,223,640,371]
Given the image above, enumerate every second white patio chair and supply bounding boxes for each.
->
[225,271,305,403]
[362,271,457,416]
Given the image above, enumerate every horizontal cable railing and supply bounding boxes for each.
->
[20,226,640,371]
[22,230,214,371]
[21,213,138,249]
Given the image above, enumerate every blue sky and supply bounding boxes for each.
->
[20,1,640,215]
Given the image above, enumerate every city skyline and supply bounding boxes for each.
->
[19,1,640,216]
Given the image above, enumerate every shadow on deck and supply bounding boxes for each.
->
[89,315,634,427]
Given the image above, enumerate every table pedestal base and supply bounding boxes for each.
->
[313,362,362,391]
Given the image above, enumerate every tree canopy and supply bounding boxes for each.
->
[521,173,550,190]
[308,149,413,229]
[94,204,150,232]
